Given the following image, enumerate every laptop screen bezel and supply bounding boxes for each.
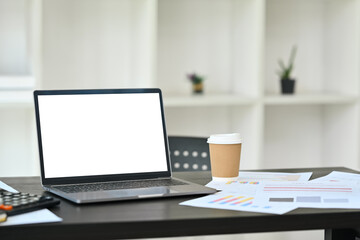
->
[34,88,172,185]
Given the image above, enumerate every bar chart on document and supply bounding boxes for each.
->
[226,181,260,185]
[209,195,256,207]
[180,192,297,215]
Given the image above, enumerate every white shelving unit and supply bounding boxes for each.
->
[1,0,360,176]
[0,0,40,177]
[0,90,33,107]
[263,0,360,171]
[264,94,359,105]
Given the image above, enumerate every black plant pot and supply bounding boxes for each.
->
[281,78,296,94]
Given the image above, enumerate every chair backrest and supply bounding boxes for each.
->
[168,136,211,172]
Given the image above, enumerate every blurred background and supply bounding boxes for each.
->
[1,0,359,239]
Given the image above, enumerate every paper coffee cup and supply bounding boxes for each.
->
[207,133,242,181]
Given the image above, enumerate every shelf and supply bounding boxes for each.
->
[264,94,358,105]
[163,93,358,107]
[0,76,35,89]
[163,94,257,107]
[0,90,33,108]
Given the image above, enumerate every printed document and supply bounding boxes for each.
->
[181,171,360,214]
[206,172,312,191]
[180,191,297,215]
[311,171,360,184]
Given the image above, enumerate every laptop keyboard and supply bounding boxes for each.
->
[53,178,188,193]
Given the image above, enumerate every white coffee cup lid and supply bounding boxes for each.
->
[207,133,242,144]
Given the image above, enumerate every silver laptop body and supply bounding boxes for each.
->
[34,88,215,204]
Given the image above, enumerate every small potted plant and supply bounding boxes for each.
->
[277,46,297,94]
[187,72,205,94]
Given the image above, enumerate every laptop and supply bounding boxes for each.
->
[33,88,215,204]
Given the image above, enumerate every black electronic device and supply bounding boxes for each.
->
[0,188,60,222]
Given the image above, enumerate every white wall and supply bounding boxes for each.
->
[0,0,29,75]
[0,2,359,240]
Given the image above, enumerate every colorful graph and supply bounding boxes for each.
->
[220,196,244,204]
[181,193,296,214]
[226,181,260,185]
[209,195,272,209]
[231,197,253,205]
[208,195,233,203]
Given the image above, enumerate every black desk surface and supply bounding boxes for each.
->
[1,167,360,240]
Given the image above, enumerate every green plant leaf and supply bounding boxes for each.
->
[288,45,297,67]
[278,59,286,70]
[277,45,297,80]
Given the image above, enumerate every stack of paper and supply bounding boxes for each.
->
[180,171,360,215]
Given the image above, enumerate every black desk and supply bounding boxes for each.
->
[1,167,360,240]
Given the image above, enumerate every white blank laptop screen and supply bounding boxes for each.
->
[38,93,168,178]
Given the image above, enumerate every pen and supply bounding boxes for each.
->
[0,211,6,223]
[0,209,7,223]
[0,198,7,223]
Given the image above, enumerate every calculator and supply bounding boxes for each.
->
[0,188,60,222]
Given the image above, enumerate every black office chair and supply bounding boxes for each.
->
[168,136,211,172]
